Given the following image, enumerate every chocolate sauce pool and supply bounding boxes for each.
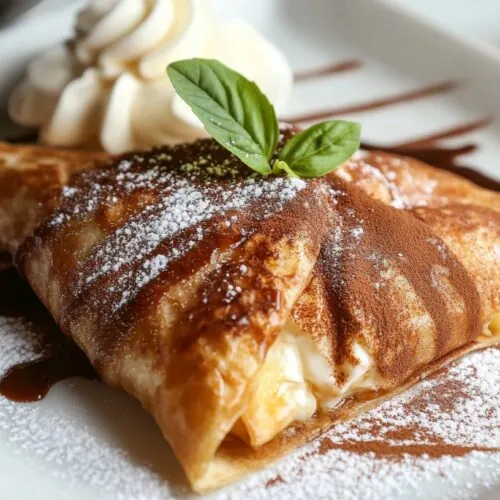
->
[360,116,499,192]
[0,268,95,402]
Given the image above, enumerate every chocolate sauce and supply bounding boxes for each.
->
[290,61,497,191]
[362,143,500,192]
[5,132,39,144]
[361,118,500,192]
[0,268,95,403]
[0,252,11,270]
[285,80,459,124]
[294,59,362,82]
[392,117,492,146]
[0,344,95,403]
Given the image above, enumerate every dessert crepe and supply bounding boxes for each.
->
[0,140,498,492]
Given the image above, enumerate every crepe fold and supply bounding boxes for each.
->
[0,141,499,492]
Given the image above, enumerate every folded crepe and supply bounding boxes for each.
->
[0,140,498,492]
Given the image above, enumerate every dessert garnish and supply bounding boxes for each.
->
[167,58,361,178]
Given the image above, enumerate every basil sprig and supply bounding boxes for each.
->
[167,58,361,178]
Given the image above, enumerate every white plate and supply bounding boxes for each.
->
[0,1,499,499]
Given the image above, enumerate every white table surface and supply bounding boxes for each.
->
[3,0,500,52]
[3,0,500,45]
[392,0,500,50]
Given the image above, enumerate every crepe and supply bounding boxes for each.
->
[0,142,106,254]
[0,140,498,492]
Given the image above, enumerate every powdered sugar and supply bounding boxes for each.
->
[0,317,52,370]
[1,301,498,499]
[236,449,500,500]
[48,146,307,314]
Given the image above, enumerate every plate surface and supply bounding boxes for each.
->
[0,0,499,499]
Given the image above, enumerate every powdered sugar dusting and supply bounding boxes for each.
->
[1,302,499,499]
[0,317,51,370]
[46,143,308,314]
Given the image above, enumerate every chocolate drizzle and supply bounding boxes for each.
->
[294,59,362,82]
[361,117,500,192]
[284,80,459,124]
[0,268,95,402]
[0,343,95,403]
[289,60,498,190]
[0,252,11,270]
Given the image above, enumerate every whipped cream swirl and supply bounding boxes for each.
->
[9,0,293,153]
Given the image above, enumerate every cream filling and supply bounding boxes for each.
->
[236,309,500,447]
[482,310,500,337]
[234,320,383,447]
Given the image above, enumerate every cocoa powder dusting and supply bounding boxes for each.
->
[314,350,500,461]
[315,363,500,461]
[255,346,500,499]
[265,475,286,488]
[318,436,499,460]
[309,177,481,383]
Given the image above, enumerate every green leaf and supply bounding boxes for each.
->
[167,58,279,175]
[278,120,361,178]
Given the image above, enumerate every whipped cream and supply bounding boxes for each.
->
[9,0,293,153]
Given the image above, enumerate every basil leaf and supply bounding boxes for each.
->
[279,120,361,178]
[167,58,279,175]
